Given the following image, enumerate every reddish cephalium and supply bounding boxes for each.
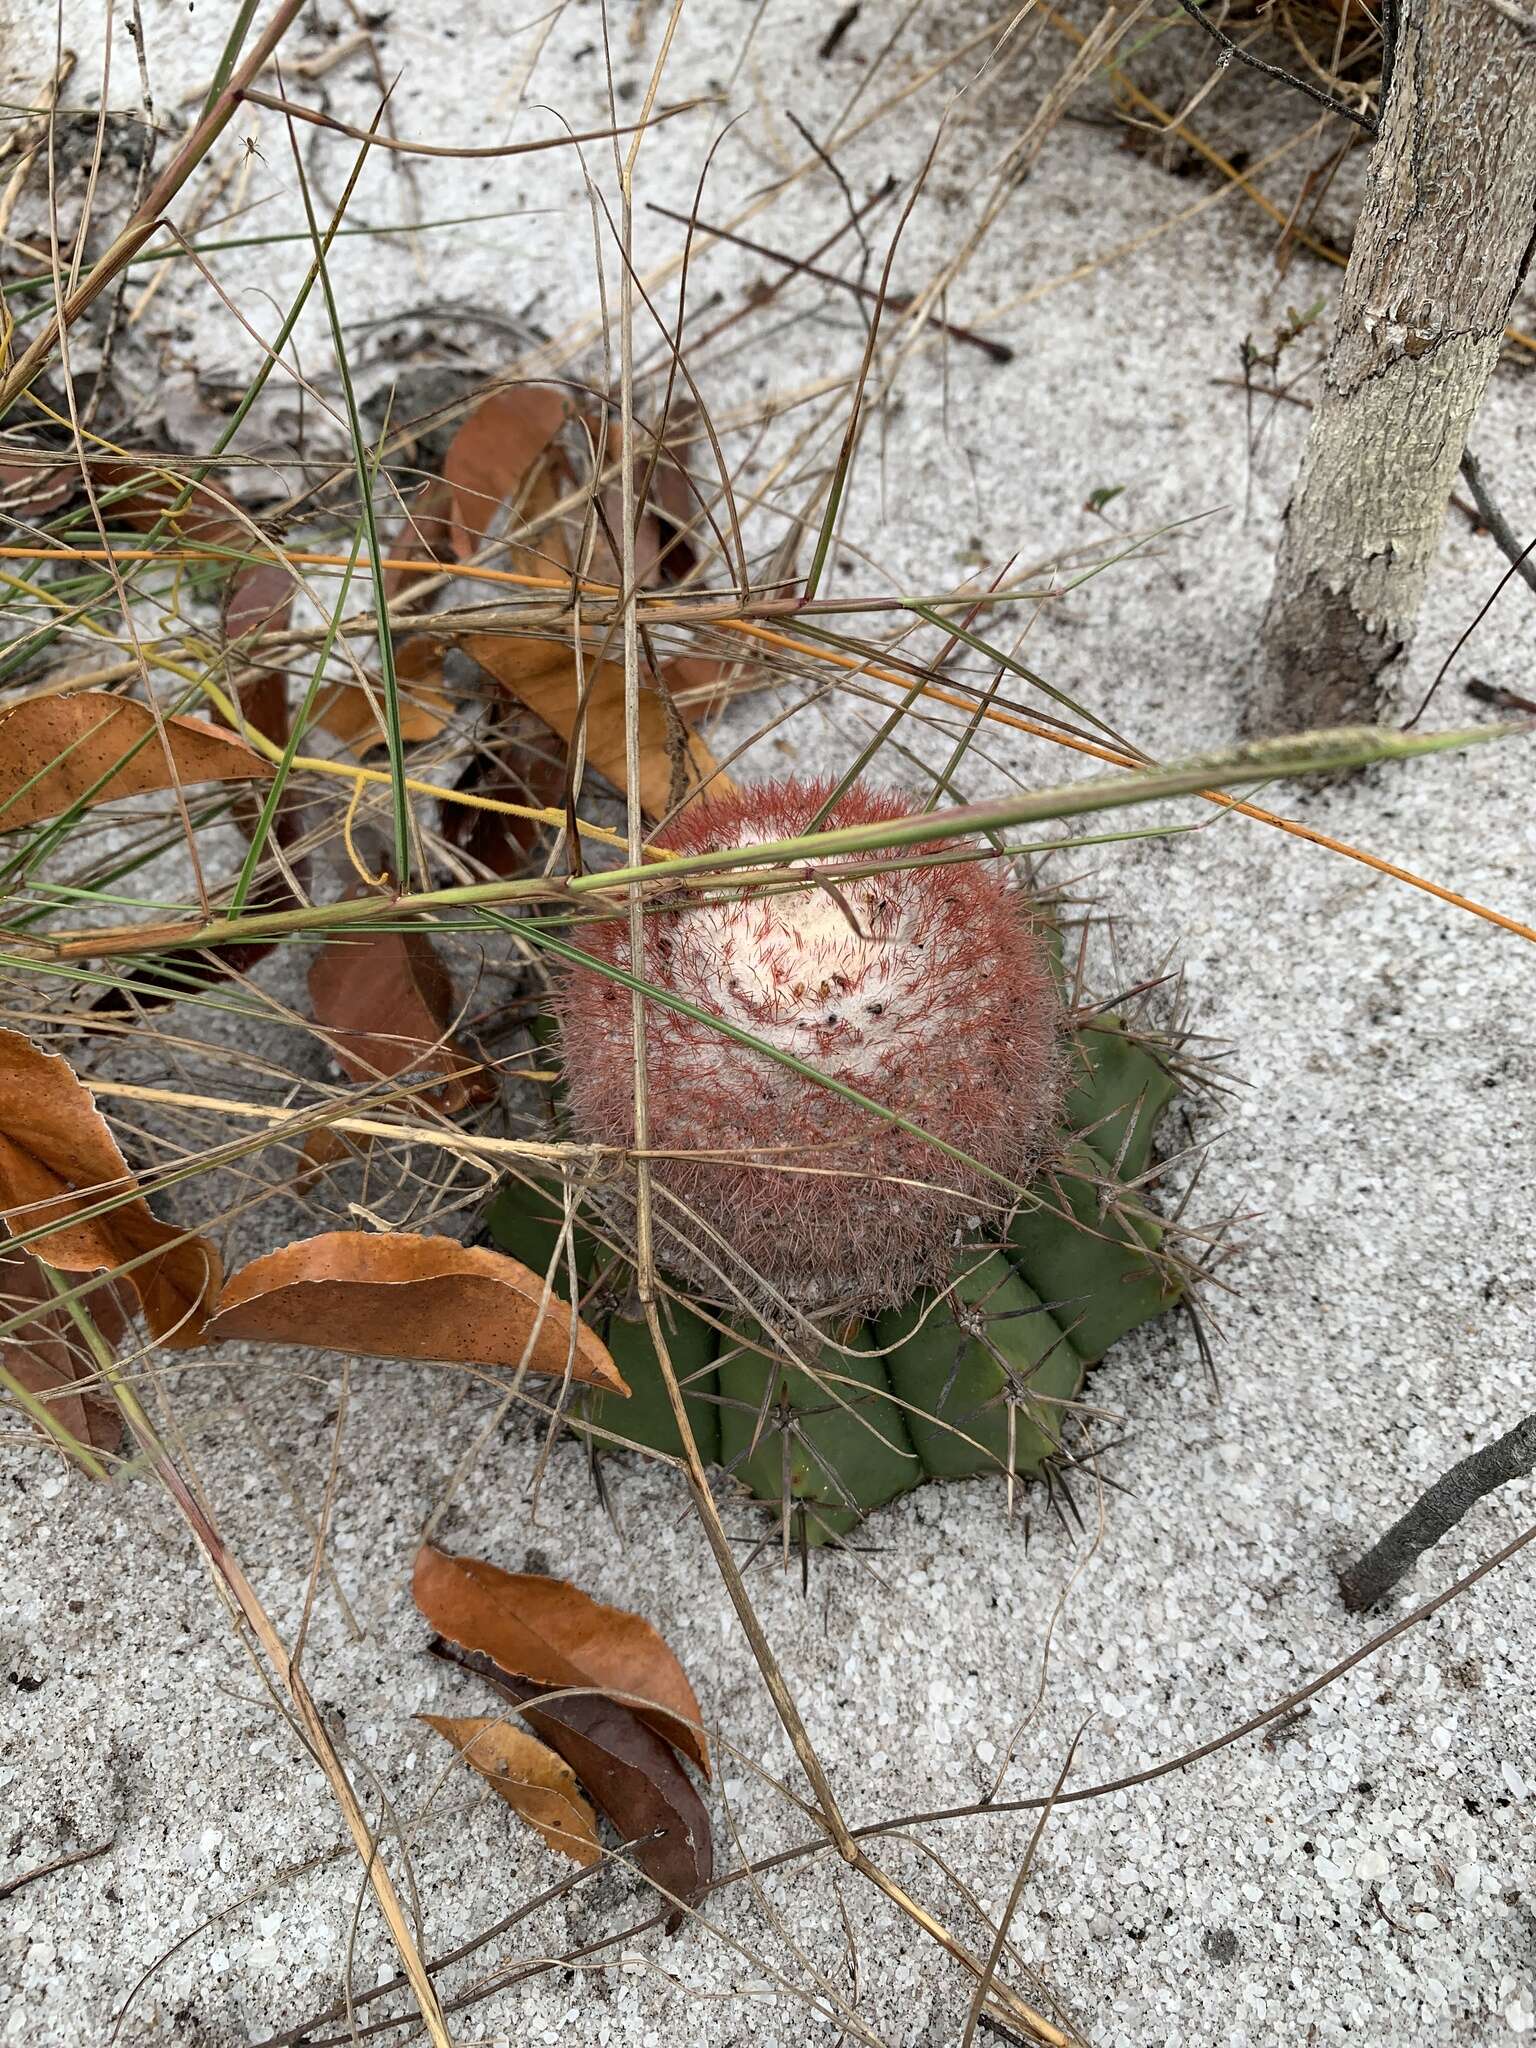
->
[555,778,1064,1310]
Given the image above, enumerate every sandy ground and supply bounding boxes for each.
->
[3,4,1535,2045]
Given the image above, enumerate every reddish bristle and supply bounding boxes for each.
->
[554,778,1064,1310]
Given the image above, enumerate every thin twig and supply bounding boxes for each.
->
[1166,0,1377,132]
[0,1838,113,1900]
[1459,449,1536,595]
[1339,1413,1536,1610]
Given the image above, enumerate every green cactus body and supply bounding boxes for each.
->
[876,1250,1080,1482]
[716,1318,920,1539]
[483,1175,598,1300]
[1065,1019,1178,1181]
[591,1303,721,1464]
[1007,1139,1177,1364]
[486,994,1191,1545]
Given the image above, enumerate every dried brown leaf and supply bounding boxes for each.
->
[205,1233,628,1389]
[0,693,271,831]
[0,1235,128,1464]
[417,1713,601,1866]
[412,1546,709,1776]
[313,636,455,756]
[0,1031,221,1347]
[0,456,73,520]
[223,560,295,647]
[307,923,492,1114]
[442,385,570,563]
[425,386,731,816]
[461,645,720,822]
[433,1642,712,1919]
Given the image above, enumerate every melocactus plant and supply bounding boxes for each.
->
[490,772,1199,1547]
[554,777,1064,1310]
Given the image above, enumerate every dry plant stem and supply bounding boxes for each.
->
[236,85,701,158]
[0,1839,112,1901]
[1457,449,1536,596]
[1338,1412,1536,1611]
[23,724,1511,965]
[41,1282,455,2048]
[11,541,1533,946]
[1254,0,1536,728]
[0,0,308,414]
[80,1080,602,1164]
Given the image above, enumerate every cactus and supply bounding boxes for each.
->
[487,778,1201,1547]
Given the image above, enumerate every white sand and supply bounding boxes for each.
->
[3,4,1534,2044]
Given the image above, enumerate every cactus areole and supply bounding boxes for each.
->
[554,778,1065,1311]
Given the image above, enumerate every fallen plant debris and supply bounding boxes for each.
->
[0,1028,220,1348]
[312,635,456,756]
[0,691,271,828]
[404,382,730,817]
[0,1237,128,1464]
[307,922,495,1114]
[416,1712,602,1867]
[415,1546,712,1915]
[204,1234,627,1389]
[412,1544,709,1774]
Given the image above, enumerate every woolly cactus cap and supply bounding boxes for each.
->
[554,778,1065,1310]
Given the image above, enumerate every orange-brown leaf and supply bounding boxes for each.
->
[417,1713,601,1866]
[460,645,723,822]
[442,386,570,563]
[412,1546,708,1777]
[0,693,271,831]
[307,924,492,1114]
[205,1233,628,1389]
[1,1237,128,1465]
[0,1031,220,1347]
[312,636,455,756]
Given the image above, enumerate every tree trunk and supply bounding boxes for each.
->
[1252,0,1536,733]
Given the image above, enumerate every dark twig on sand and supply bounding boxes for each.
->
[1460,450,1536,596]
[1167,0,1378,134]
[1339,1413,1536,1610]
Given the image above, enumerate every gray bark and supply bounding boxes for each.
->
[1252,0,1536,732]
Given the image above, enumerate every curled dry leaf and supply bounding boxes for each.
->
[1,1235,129,1464]
[432,1642,712,1920]
[0,693,271,831]
[0,1030,221,1347]
[307,923,493,1114]
[205,1233,627,1390]
[409,384,729,820]
[417,1713,600,1867]
[412,1545,709,1777]
[461,641,718,823]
